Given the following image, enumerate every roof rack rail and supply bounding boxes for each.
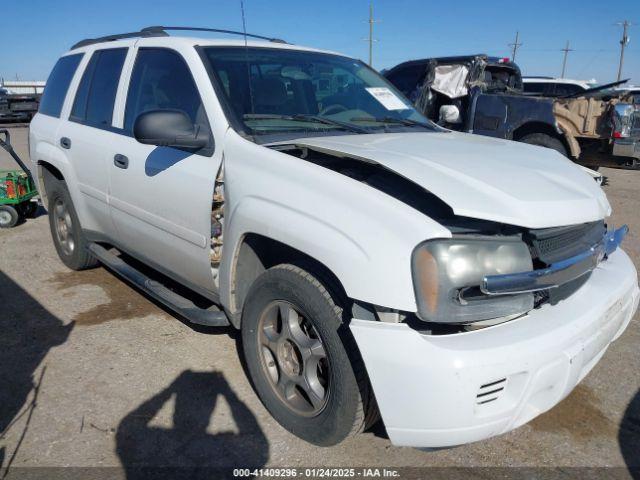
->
[70,25,287,50]
[71,29,168,50]
[142,26,287,44]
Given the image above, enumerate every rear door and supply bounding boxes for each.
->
[470,90,509,138]
[56,47,129,236]
[29,53,84,195]
[108,46,221,294]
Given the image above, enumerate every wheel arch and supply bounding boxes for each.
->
[227,233,349,328]
[512,122,575,158]
[37,160,65,206]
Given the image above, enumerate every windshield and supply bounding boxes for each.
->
[202,47,436,139]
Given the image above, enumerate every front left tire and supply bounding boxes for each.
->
[241,264,377,446]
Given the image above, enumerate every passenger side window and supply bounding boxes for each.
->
[124,48,208,136]
[70,48,127,127]
[39,54,84,118]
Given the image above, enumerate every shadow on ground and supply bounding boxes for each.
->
[116,369,269,480]
[0,270,73,472]
[620,389,640,479]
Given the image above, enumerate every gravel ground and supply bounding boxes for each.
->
[0,127,638,478]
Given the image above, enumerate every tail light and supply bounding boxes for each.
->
[612,103,638,138]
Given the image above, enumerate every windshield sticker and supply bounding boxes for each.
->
[366,87,410,110]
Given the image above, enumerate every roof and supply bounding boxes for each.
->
[386,54,519,75]
[66,26,338,57]
[522,77,596,89]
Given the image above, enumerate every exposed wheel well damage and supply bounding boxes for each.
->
[230,233,348,328]
[37,161,65,205]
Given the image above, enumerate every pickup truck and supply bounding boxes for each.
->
[28,27,639,448]
[385,54,640,169]
[0,87,40,122]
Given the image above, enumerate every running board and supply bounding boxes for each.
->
[88,243,229,327]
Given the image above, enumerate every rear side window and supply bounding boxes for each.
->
[385,64,427,97]
[124,48,207,135]
[71,48,127,127]
[39,54,83,118]
[552,83,585,97]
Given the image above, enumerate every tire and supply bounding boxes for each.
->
[21,201,38,218]
[519,133,568,157]
[0,205,19,228]
[241,264,376,446]
[43,171,98,270]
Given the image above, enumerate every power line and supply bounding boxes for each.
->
[560,40,573,78]
[508,31,522,61]
[615,20,634,81]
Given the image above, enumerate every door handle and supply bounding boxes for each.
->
[60,137,71,149]
[114,154,129,169]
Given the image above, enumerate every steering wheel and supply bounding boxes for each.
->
[319,104,348,116]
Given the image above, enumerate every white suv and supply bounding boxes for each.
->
[28,27,639,448]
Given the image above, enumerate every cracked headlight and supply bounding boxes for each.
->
[412,237,534,324]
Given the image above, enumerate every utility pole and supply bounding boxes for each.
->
[615,20,633,81]
[365,1,379,67]
[508,31,522,61]
[560,40,573,78]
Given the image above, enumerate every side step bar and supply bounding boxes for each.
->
[88,243,230,327]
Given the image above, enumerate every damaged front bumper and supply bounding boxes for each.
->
[351,249,639,448]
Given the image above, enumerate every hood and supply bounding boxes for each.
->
[273,131,611,229]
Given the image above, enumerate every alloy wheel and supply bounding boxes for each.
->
[257,301,330,417]
[53,198,75,255]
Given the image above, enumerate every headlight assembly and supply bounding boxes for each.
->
[412,237,534,324]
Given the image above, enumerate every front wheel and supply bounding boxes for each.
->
[241,264,377,446]
[519,133,568,157]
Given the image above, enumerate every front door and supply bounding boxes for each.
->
[108,47,221,293]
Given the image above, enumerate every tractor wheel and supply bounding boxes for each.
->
[0,205,20,228]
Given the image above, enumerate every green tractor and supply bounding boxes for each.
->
[0,129,38,228]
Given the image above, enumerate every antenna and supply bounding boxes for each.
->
[240,0,255,114]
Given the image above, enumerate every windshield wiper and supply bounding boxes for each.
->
[350,116,435,130]
[243,114,367,134]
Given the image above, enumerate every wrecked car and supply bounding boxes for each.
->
[27,28,639,448]
[385,54,640,169]
[0,87,40,123]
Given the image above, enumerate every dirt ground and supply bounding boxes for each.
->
[1,126,639,478]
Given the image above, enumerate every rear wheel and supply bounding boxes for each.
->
[519,133,568,157]
[44,172,98,270]
[0,205,19,228]
[241,264,377,446]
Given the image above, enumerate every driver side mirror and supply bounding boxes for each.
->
[133,110,209,149]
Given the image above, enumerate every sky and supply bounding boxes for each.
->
[2,0,639,85]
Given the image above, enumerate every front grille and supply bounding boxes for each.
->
[524,220,605,305]
[525,221,605,265]
[631,108,640,136]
